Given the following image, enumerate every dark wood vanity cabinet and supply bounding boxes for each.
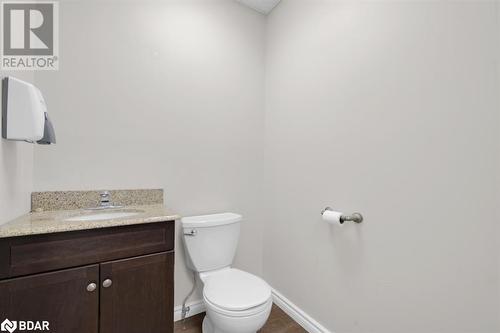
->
[100,252,174,333]
[0,222,175,333]
[0,265,100,333]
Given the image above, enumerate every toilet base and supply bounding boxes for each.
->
[202,315,258,333]
[202,315,213,333]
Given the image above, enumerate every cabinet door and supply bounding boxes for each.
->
[100,252,174,333]
[0,265,99,333]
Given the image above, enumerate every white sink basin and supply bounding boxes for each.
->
[65,211,142,222]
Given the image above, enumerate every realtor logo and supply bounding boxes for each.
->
[1,1,59,70]
[0,319,17,333]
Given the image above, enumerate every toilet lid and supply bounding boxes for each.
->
[203,269,271,311]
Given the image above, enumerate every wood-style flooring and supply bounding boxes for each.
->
[174,304,307,333]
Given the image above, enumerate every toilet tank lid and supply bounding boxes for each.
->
[181,213,242,228]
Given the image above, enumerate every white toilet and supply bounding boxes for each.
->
[181,213,272,333]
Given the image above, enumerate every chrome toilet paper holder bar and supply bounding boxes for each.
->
[321,207,364,224]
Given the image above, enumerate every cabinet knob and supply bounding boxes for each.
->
[86,282,97,292]
[102,279,113,288]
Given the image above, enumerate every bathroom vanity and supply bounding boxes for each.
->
[0,190,179,333]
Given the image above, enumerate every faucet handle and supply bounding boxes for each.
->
[84,191,123,210]
[99,191,111,206]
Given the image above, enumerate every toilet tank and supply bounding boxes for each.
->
[181,213,242,273]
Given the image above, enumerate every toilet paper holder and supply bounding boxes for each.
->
[321,207,364,224]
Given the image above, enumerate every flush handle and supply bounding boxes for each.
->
[184,229,197,237]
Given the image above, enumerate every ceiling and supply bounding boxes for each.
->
[235,0,281,15]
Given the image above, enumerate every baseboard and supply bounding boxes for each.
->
[272,289,333,333]
[173,300,205,322]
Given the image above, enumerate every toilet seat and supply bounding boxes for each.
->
[203,269,271,313]
[204,296,272,318]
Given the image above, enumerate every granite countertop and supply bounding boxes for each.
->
[0,204,180,238]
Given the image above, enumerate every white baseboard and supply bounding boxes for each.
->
[173,289,332,333]
[272,289,332,333]
[173,300,206,322]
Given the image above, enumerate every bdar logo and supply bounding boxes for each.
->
[0,319,49,332]
[0,319,17,333]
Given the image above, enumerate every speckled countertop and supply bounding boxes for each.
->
[0,204,180,238]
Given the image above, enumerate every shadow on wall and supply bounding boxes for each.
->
[0,139,34,224]
[1,141,19,192]
[328,218,365,278]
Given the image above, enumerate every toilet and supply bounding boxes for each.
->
[181,213,272,333]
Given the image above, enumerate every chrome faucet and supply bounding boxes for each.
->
[84,191,123,210]
[99,191,111,207]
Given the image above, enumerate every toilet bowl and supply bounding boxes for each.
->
[203,299,273,333]
[181,213,272,333]
[201,268,272,333]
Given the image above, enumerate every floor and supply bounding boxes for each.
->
[174,304,307,333]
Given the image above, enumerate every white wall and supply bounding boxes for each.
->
[33,0,265,307]
[21,0,500,330]
[0,72,34,224]
[497,3,500,323]
[264,1,500,332]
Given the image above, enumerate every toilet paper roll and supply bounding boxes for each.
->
[322,209,344,226]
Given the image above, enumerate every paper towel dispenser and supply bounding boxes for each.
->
[1,76,56,144]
